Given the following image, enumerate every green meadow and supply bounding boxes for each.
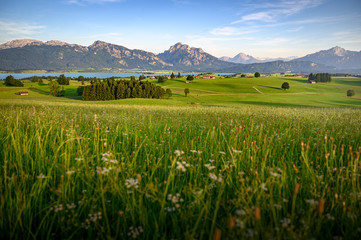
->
[0,75,361,239]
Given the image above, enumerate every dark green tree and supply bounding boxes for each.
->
[77,86,84,96]
[57,74,69,85]
[254,72,260,78]
[177,72,181,78]
[347,90,355,97]
[139,75,145,81]
[186,75,194,81]
[184,88,190,97]
[281,82,290,90]
[171,72,175,79]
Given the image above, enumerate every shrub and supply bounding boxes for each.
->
[254,72,260,78]
[347,90,355,97]
[165,88,172,98]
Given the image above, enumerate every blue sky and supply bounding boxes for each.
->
[0,0,360,58]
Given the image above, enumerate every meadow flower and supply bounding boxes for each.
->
[204,163,215,170]
[37,173,46,179]
[125,178,139,189]
[280,218,291,228]
[74,158,84,161]
[305,199,318,206]
[176,161,189,172]
[66,170,75,175]
[209,173,223,182]
[174,150,184,156]
[235,209,246,216]
[127,226,143,239]
[232,149,242,153]
[219,151,226,155]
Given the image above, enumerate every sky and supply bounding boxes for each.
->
[0,0,361,58]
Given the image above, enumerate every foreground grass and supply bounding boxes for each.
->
[0,102,360,239]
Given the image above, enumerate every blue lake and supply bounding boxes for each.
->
[0,72,164,80]
[0,72,233,80]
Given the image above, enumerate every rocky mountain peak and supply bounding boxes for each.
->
[0,39,44,49]
[330,46,347,56]
[45,40,69,46]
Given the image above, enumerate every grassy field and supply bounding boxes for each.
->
[0,76,361,107]
[0,76,360,239]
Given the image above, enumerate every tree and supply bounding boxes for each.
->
[78,76,85,85]
[165,88,172,98]
[5,75,24,87]
[186,75,194,81]
[347,90,355,97]
[254,72,260,78]
[49,81,61,96]
[184,88,190,97]
[281,82,290,90]
[57,74,69,85]
[171,72,175,79]
[77,86,84,96]
[158,76,166,83]
[177,72,181,78]
[139,75,145,81]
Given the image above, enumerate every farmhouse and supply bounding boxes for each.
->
[307,80,316,84]
[19,91,29,95]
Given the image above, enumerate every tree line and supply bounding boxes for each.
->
[81,79,167,101]
[308,73,331,82]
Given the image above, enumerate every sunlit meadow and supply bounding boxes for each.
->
[0,103,360,239]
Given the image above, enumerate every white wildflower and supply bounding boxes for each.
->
[37,173,46,179]
[204,163,215,170]
[125,178,139,189]
[174,150,184,156]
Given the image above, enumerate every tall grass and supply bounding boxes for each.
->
[0,103,360,239]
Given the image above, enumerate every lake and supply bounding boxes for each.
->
[0,72,233,80]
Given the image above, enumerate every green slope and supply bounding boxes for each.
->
[1,76,360,108]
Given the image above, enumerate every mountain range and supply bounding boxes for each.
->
[220,53,296,64]
[0,39,360,74]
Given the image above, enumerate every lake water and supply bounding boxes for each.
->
[0,72,233,80]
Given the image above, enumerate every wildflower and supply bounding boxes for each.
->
[174,150,184,156]
[260,183,268,191]
[66,203,76,209]
[280,218,291,228]
[176,161,190,172]
[75,158,84,161]
[66,170,75,175]
[204,163,215,170]
[235,209,246,216]
[305,199,318,206]
[127,226,143,239]
[125,178,139,189]
[325,213,335,220]
[232,149,242,153]
[37,173,46,179]
[219,151,226,155]
[209,173,223,182]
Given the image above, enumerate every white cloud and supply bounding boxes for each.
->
[232,0,324,24]
[0,20,45,35]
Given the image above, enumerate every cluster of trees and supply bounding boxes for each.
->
[308,73,331,82]
[57,74,70,85]
[4,75,24,87]
[82,79,168,101]
[30,76,43,83]
[186,75,194,81]
[49,81,65,97]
